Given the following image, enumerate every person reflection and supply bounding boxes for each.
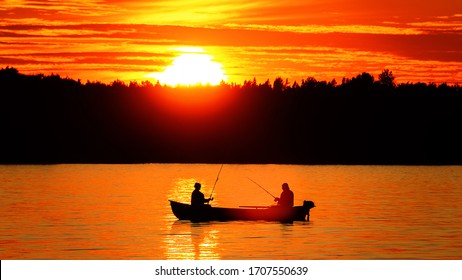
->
[191,182,212,207]
[274,183,294,207]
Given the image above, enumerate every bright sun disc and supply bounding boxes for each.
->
[152,49,227,86]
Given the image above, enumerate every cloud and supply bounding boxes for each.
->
[1,0,122,17]
[408,14,462,34]
[223,23,424,35]
[1,1,461,84]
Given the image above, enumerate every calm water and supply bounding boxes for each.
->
[1,164,461,259]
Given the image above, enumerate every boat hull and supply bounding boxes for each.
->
[169,200,315,222]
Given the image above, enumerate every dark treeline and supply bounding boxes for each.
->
[1,66,462,164]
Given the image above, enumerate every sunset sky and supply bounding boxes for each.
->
[1,0,461,84]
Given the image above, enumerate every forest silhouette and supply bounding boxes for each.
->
[1,66,461,164]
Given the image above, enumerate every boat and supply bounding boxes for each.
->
[169,200,315,222]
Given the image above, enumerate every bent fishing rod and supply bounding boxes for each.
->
[247,177,276,199]
[209,164,224,201]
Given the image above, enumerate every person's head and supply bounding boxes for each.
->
[282,183,289,190]
[194,182,201,190]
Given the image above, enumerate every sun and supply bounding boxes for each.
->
[152,48,227,86]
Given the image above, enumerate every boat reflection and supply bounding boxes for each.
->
[163,221,220,259]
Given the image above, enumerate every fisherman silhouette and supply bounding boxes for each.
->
[274,183,294,207]
[191,182,212,207]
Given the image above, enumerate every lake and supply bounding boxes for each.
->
[1,164,461,259]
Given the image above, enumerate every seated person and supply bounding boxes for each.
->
[274,183,294,207]
[191,182,212,207]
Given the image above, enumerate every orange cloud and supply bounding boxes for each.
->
[1,1,461,84]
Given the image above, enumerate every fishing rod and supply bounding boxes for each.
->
[247,177,276,199]
[209,164,224,201]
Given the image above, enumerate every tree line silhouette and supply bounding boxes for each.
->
[1,66,461,164]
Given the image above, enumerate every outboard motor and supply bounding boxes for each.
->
[303,200,316,221]
[303,200,315,209]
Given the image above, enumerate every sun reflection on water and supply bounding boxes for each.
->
[168,177,214,204]
[163,221,220,260]
[163,177,220,259]
[168,178,195,203]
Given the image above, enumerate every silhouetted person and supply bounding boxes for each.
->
[274,183,294,207]
[191,182,212,207]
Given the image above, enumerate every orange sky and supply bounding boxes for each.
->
[1,0,461,84]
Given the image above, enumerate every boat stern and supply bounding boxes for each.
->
[301,200,315,221]
[303,200,315,209]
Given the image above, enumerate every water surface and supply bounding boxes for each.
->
[1,164,461,259]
